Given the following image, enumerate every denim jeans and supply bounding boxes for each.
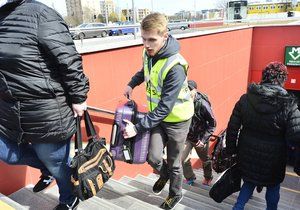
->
[0,135,75,204]
[233,180,280,210]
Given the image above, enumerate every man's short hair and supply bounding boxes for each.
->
[141,12,167,35]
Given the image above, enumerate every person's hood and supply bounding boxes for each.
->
[152,35,180,60]
[0,0,22,9]
[247,83,296,114]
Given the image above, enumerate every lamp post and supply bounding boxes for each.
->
[151,0,153,12]
[132,0,137,39]
[105,4,109,25]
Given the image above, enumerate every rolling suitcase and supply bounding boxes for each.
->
[110,100,150,164]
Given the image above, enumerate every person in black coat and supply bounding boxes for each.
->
[0,1,89,209]
[226,62,300,210]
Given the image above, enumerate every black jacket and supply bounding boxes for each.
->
[128,35,187,132]
[0,0,89,143]
[187,92,216,144]
[226,83,300,186]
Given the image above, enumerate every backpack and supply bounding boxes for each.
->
[198,91,211,106]
[211,130,236,173]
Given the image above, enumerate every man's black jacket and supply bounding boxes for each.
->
[187,92,216,144]
[0,0,89,143]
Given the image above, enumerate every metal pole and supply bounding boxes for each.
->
[151,0,153,12]
[105,4,109,25]
[87,106,115,115]
[132,0,137,39]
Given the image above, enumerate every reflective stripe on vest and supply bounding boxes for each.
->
[143,52,194,122]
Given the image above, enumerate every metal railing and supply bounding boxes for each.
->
[87,106,115,115]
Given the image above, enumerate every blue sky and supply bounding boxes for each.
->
[38,0,264,16]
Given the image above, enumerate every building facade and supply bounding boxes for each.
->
[248,0,300,14]
[66,0,102,23]
[100,0,115,16]
[66,0,83,23]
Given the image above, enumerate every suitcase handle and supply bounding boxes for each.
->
[110,124,118,146]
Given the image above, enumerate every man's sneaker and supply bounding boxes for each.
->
[33,175,55,192]
[202,178,212,186]
[153,177,168,195]
[160,194,183,210]
[184,177,196,186]
[53,197,79,210]
[256,186,263,193]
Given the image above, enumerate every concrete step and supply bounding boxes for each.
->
[96,179,164,210]
[193,169,297,210]
[8,186,58,210]
[6,170,299,210]
[0,193,26,210]
[106,178,190,210]
[120,175,222,210]
[147,172,263,210]
[44,185,125,210]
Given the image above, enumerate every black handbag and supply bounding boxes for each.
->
[209,163,241,203]
[70,111,115,201]
[211,130,237,173]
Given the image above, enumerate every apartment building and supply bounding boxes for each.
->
[100,0,115,16]
[66,0,102,23]
[122,8,151,22]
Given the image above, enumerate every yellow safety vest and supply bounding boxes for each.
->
[143,52,194,122]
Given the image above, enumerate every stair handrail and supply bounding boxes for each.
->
[87,106,115,115]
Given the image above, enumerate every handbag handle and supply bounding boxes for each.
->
[75,111,105,155]
[84,111,97,138]
[75,116,83,155]
[75,111,96,153]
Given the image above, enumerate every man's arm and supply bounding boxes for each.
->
[124,68,144,99]
[201,99,216,144]
[128,68,145,88]
[226,95,244,155]
[37,8,89,105]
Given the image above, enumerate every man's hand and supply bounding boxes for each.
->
[72,101,87,117]
[123,119,137,139]
[193,140,205,148]
[124,85,133,99]
[295,167,300,176]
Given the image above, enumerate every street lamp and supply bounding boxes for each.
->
[132,0,137,39]
[151,0,153,12]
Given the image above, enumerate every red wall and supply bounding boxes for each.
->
[0,27,255,195]
[83,28,253,140]
[189,21,223,29]
[250,26,300,90]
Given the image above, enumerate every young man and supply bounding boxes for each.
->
[181,80,216,186]
[123,13,194,210]
[0,1,89,209]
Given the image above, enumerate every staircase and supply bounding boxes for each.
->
[2,168,300,210]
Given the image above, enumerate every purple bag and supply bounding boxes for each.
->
[110,100,150,164]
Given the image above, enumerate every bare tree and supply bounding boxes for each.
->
[64,15,81,27]
[109,12,119,23]
[82,6,94,23]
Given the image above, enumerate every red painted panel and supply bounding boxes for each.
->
[250,26,300,90]
[189,21,223,28]
[0,27,256,195]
